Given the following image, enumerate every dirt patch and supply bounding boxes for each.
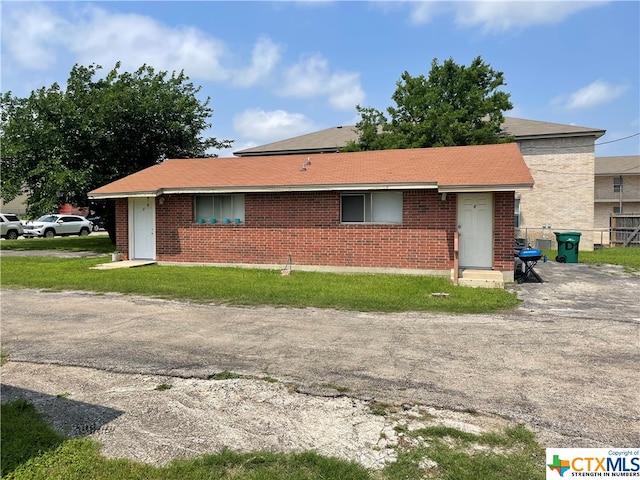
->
[1,362,511,469]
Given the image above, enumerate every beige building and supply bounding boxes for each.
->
[236,117,605,250]
[0,194,28,215]
[594,155,640,244]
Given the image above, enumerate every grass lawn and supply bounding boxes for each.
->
[0,256,518,313]
[1,399,546,480]
[3,236,637,312]
[0,235,115,254]
[576,247,640,271]
[541,246,640,271]
[0,236,521,313]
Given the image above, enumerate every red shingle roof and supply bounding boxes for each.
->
[89,143,533,198]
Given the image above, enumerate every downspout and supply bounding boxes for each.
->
[453,231,459,285]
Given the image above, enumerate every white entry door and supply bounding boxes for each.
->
[457,193,493,268]
[129,197,156,260]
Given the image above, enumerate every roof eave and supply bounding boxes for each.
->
[234,147,340,157]
[88,183,441,198]
[514,130,606,141]
[88,182,535,198]
[88,190,160,200]
[159,182,440,195]
[438,183,534,193]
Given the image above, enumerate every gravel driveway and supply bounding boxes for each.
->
[1,258,639,468]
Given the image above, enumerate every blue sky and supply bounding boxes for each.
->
[2,1,639,157]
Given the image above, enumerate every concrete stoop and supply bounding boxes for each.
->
[457,269,505,289]
[91,260,157,270]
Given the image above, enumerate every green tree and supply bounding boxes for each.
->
[1,63,232,217]
[347,56,513,151]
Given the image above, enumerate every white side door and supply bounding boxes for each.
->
[56,217,73,235]
[129,197,156,260]
[457,193,493,268]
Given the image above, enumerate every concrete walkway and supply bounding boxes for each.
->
[90,260,157,270]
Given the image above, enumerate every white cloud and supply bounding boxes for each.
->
[2,4,70,70]
[281,54,364,110]
[553,80,629,110]
[407,2,444,25]
[327,72,365,110]
[455,1,608,32]
[70,6,230,81]
[2,3,276,84]
[231,37,282,88]
[400,1,608,32]
[233,109,317,141]
[3,3,361,112]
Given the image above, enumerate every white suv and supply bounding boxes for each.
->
[23,214,92,238]
[0,213,24,240]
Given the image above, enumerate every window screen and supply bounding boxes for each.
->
[341,192,402,224]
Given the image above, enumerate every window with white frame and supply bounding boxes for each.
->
[514,198,521,228]
[195,195,245,222]
[340,191,402,223]
[613,176,623,193]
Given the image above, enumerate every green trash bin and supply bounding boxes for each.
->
[554,231,582,263]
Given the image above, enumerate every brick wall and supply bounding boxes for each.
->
[516,136,596,250]
[116,189,516,275]
[493,192,516,272]
[115,198,129,259]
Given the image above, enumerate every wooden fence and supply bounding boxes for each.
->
[610,214,640,247]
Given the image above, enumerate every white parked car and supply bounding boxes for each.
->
[23,214,92,238]
[0,213,24,240]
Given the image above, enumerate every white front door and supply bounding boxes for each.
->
[129,197,156,260]
[457,193,493,268]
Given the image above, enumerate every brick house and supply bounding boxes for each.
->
[89,144,533,283]
[235,117,605,250]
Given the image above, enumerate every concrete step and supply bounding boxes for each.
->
[458,269,504,289]
[91,260,157,270]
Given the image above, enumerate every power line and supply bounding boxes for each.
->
[530,164,639,176]
[595,132,640,146]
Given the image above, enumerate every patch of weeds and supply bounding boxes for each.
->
[414,425,479,443]
[415,407,436,422]
[383,447,431,479]
[208,370,244,380]
[368,401,391,416]
[416,424,538,449]
[56,392,71,398]
[405,424,545,480]
[154,383,172,391]
[460,407,479,415]
[318,383,350,393]
[208,370,278,383]
[0,348,8,366]
[394,424,409,434]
